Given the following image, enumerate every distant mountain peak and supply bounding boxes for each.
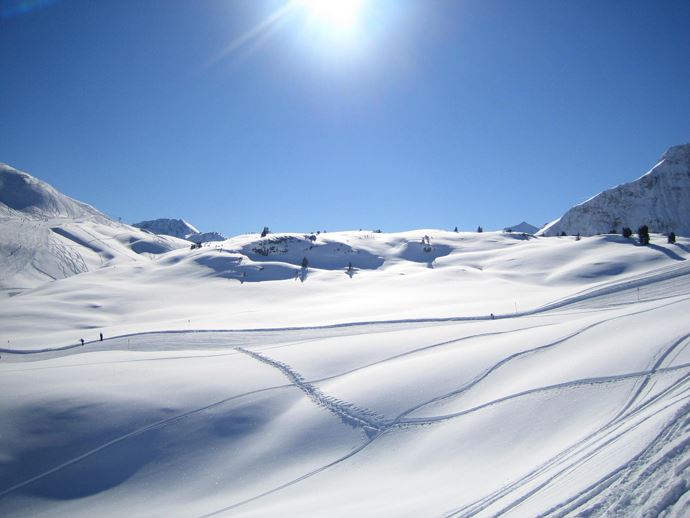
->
[504,222,539,234]
[132,218,225,243]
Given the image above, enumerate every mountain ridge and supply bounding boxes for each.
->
[539,143,690,237]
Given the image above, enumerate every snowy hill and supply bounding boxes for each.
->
[1,224,690,516]
[2,160,690,516]
[133,218,226,243]
[504,221,539,234]
[540,143,690,237]
[0,164,189,296]
[0,163,108,221]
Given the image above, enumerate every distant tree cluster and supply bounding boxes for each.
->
[261,226,270,238]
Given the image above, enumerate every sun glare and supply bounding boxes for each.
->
[298,0,367,32]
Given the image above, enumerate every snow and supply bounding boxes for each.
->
[1,162,690,516]
[0,165,190,297]
[132,218,226,243]
[540,142,690,237]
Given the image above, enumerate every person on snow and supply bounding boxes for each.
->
[80,338,85,346]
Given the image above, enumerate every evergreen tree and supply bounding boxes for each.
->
[301,256,309,269]
[261,226,270,238]
[668,232,676,244]
[477,226,483,233]
[454,226,458,233]
[638,225,650,245]
[622,227,633,238]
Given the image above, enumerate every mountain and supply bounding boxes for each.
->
[503,221,539,234]
[0,163,108,221]
[540,143,690,237]
[132,218,226,243]
[0,163,189,296]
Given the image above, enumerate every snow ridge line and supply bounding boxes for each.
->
[236,347,386,433]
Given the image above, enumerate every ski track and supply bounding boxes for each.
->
[236,347,386,434]
[441,342,690,517]
[390,297,690,426]
[4,259,690,355]
[2,260,689,515]
[539,400,690,517]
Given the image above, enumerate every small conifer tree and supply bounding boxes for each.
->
[668,232,676,244]
[622,227,633,238]
[638,225,650,245]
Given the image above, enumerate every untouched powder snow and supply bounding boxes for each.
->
[540,143,690,237]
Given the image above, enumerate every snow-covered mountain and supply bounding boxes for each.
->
[0,163,189,296]
[540,143,690,237]
[0,163,108,221]
[132,218,200,239]
[504,221,539,234]
[133,218,226,243]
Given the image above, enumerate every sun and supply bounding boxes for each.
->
[298,0,368,32]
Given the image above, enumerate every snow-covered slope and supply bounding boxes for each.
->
[0,164,189,296]
[2,159,690,516]
[0,163,108,221]
[540,143,690,237]
[1,229,689,517]
[132,218,226,242]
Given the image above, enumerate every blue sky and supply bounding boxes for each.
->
[1,0,689,235]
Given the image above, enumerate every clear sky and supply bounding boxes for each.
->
[1,0,689,236]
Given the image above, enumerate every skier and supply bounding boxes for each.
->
[100,332,103,342]
[80,338,85,346]
[490,313,495,320]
